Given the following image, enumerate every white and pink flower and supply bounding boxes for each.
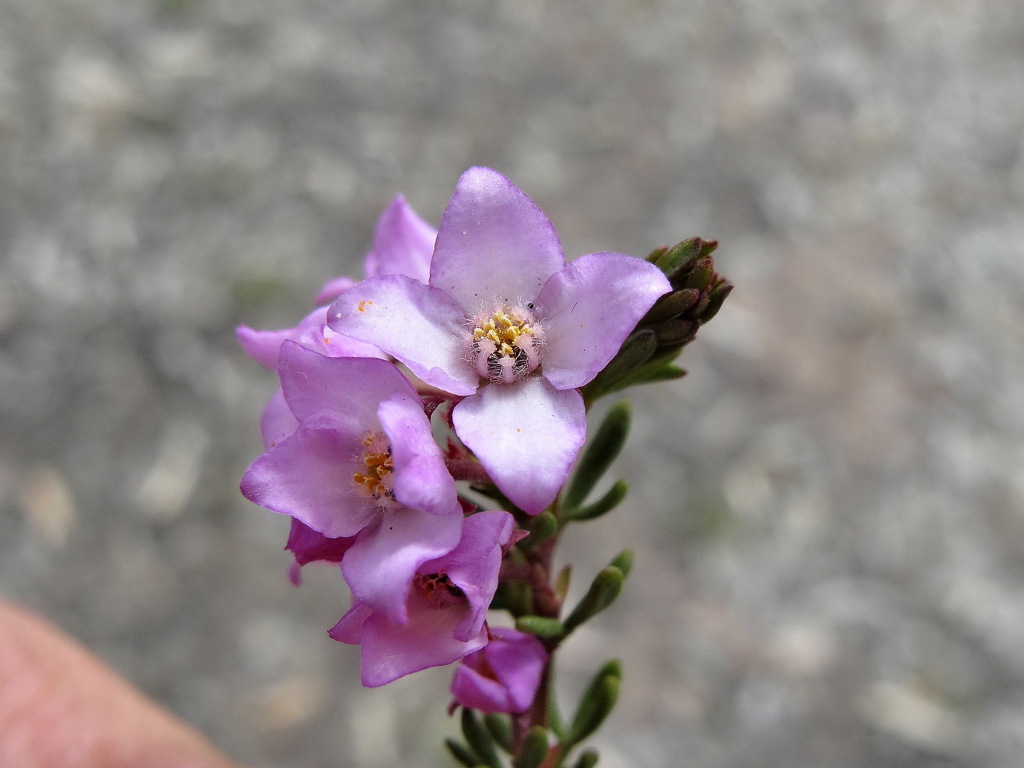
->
[330,167,670,514]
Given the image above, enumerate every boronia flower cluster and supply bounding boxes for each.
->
[239,167,731,768]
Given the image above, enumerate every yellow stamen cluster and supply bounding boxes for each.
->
[472,309,535,358]
[352,433,393,500]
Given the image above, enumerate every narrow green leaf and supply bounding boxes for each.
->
[547,663,566,741]
[524,510,559,547]
[698,238,720,258]
[626,363,686,386]
[592,658,622,682]
[445,738,480,768]
[461,708,503,768]
[512,726,549,768]
[654,237,704,277]
[566,661,622,749]
[642,288,702,324]
[563,401,632,510]
[484,713,513,753]
[645,245,668,263]
[683,258,715,292]
[562,567,624,634]
[700,280,734,323]
[515,615,566,637]
[573,748,600,768]
[554,565,572,601]
[652,318,697,346]
[609,348,688,392]
[608,550,634,580]
[566,480,628,522]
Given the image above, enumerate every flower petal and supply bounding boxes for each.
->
[426,510,515,641]
[486,629,547,711]
[341,506,462,625]
[451,664,512,714]
[378,392,458,517]
[304,322,387,361]
[329,275,478,395]
[451,628,547,713]
[333,593,486,687]
[240,424,376,538]
[537,252,671,389]
[259,387,298,449]
[328,601,374,645]
[363,195,436,283]
[430,167,564,311]
[286,518,355,565]
[278,342,416,431]
[236,323,296,370]
[238,306,384,370]
[237,306,333,369]
[285,518,356,585]
[452,379,585,514]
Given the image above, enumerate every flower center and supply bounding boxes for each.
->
[415,571,466,608]
[468,304,543,384]
[352,430,395,506]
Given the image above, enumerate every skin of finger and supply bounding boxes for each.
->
[0,599,243,768]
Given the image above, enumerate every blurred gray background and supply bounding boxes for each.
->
[2,1,1023,766]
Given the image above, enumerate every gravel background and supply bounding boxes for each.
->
[2,1,1023,766]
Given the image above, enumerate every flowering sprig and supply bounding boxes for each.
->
[238,167,731,767]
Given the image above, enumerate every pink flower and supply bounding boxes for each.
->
[241,343,461,623]
[329,167,670,513]
[451,628,547,714]
[329,510,515,687]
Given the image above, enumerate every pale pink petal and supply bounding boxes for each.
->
[430,167,564,311]
[299,321,388,361]
[436,510,515,640]
[240,424,376,538]
[238,305,384,369]
[485,629,547,711]
[236,324,295,370]
[363,195,436,283]
[333,593,486,687]
[378,392,458,517]
[278,342,415,432]
[451,663,511,713]
[259,388,298,449]
[537,252,671,389]
[328,602,374,645]
[329,275,478,395]
[237,306,325,369]
[341,507,462,625]
[451,628,547,713]
[452,379,585,514]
